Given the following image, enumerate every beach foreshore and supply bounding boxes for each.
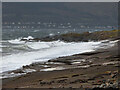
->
[2,40,119,89]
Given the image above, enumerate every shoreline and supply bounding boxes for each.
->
[1,39,117,78]
[2,39,119,89]
[1,40,106,74]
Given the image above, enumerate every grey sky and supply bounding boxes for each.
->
[2,0,120,2]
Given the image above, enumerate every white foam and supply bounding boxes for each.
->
[23,36,34,40]
[0,43,2,52]
[1,41,102,72]
[0,49,1,52]
[8,36,34,44]
[2,39,117,73]
[40,67,65,71]
[8,39,25,44]
[49,33,54,36]
[98,40,118,49]
[102,61,118,66]
[33,30,39,32]
[0,46,2,52]
[26,42,50,49]
[23,69,36,73]
[78,65,90,68]
[26,40,68,50]
[1,72,26,79]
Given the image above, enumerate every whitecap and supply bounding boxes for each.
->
[8,36,34,44]
[49,33,54,36]
[1,41,101,72]
[23,36,34,40]
[8,39,25,44]
[26,40,68,50]
[1,40,117,73]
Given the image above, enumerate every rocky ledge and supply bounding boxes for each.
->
[21,30,119,42]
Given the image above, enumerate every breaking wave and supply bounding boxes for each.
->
[1,36,117,73]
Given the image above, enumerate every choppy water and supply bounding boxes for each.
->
[1,38,100,72]
[2,28,113,40]
[0,28,116,73]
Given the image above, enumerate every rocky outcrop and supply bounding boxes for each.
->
[21,30,119,42]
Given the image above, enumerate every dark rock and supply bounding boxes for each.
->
[21,30,119,42]
[13,70,24,73]
[57,79,67,83]
[40,81,46,85]
[48,60,72,65]
[70,79,87,84]
[79,51,104,56]
[72,74,79,77]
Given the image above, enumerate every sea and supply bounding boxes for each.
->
[0,28,115,74]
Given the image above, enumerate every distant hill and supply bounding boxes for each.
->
[2,2,118,25]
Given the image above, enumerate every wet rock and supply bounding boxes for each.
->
[48,60,72,65]
[21,30,118,42]
[92,75,104,80]
[50,81,55,84]
[93,79,118,88]
[88,78,95,81]
[72,74,79,77]
[13,70,24,73]
[111,73,118,78]
[79,51,104,56]
[54,76,68,79]
[102,71,112,75]
[23,65,31,69]
[57,79,67,83]
[70,79,87,84]
[39,80,55,85]
[40,81,46,85]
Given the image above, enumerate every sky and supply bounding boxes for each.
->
[2,0,120,2]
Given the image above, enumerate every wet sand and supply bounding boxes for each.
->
[2,40,119,89]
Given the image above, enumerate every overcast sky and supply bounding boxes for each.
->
[2,0,120,2]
